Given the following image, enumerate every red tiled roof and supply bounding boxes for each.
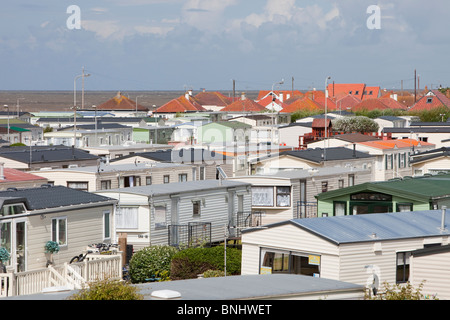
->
[256,90,303,101]
[220,98,265,112]
[155,95,206,113]
[256,95,289,109]
[280,97,322,113]
[192,91,232,107]
[312,118,331,128]
[312,96,337,111]
[359,138,434,150]
[378,98,407,110]
[1,168,47,182]
[304,90,326,100]
[409,90,450,112]
[284,94,305,104]
[336,94,361,110]
[347,97,406,111]
[362,86,381,100]
[327,83,366,100]
[97,92,148,111]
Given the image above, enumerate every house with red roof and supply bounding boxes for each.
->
[220,95,266,113]
[350,98,406,112]
[335,94,361,111]
[362,86,381,100]
[280,97,323,113]
[192,90,233,112]
[327,83,381,101]
[154,92,206,117]
[256,90,303,102]
[328,83,366,100]
[409,90,450,112]
[96,92,148,116]
[354,138,435,181]
[0,165,48,190]
[256,94,288,112]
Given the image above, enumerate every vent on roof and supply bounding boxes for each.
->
[151,290,181,300]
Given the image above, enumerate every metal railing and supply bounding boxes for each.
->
[296,201,318,219]
[168,222,212,248]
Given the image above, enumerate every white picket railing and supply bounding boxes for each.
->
[0,273,13,297]
[3,254,122,297]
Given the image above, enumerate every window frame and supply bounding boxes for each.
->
[192,200,201,217]
[154,205,167,229]
[100,180,111,190]
[260,248,321,277]
[115,206,139,229]
[103,210,111,240]
[51,216,68,247]
[67,181,89,191]
[163,175,170,184]
[333,201,347,216]
[396,251,411,284]
[276,186,291,207]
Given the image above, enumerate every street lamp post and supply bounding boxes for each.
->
[73,69,91,147]
[271,79,284,144]
[92,105,97,146]
[324,76,331,160]
[136,95,144,116]
[3,105,9,143]
[16,98,24,117]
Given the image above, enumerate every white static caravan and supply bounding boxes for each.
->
[241,209,450,299]
[95,179,252,250]
[229,167,372,224]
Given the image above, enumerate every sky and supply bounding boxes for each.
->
[1,0,450,92]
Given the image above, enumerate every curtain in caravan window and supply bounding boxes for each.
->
[154,206,167,228]
[116,207,138,229]
[252,187,274,206]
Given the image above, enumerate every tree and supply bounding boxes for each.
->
[333,116,379,133]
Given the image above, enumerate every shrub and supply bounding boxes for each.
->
[128,245,178,283]
[68,279,143,300]
[203,269,225,278]
[365,281,438,300]
[170,246,241,280]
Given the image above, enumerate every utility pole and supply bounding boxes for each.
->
[292,76,294,95]
[82,66,86,110]
[232,79,236,102]
[414,69,417,103]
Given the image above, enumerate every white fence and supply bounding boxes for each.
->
[1,255,122,297]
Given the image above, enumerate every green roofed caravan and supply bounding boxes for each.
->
[315,173,450,217]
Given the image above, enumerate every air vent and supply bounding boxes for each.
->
[151,290,181,299]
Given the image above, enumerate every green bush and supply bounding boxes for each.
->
[170,246,241,280]
[128,245,179,283]
[203,269,225,278]
[68,279,143,300]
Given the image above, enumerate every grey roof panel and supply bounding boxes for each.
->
[0,146,99,164]
[98,179,250,197]
[289,210,450,244]
[0,185,115,210]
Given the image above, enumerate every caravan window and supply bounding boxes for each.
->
[260,248,320,277]
[52,217,67,246]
